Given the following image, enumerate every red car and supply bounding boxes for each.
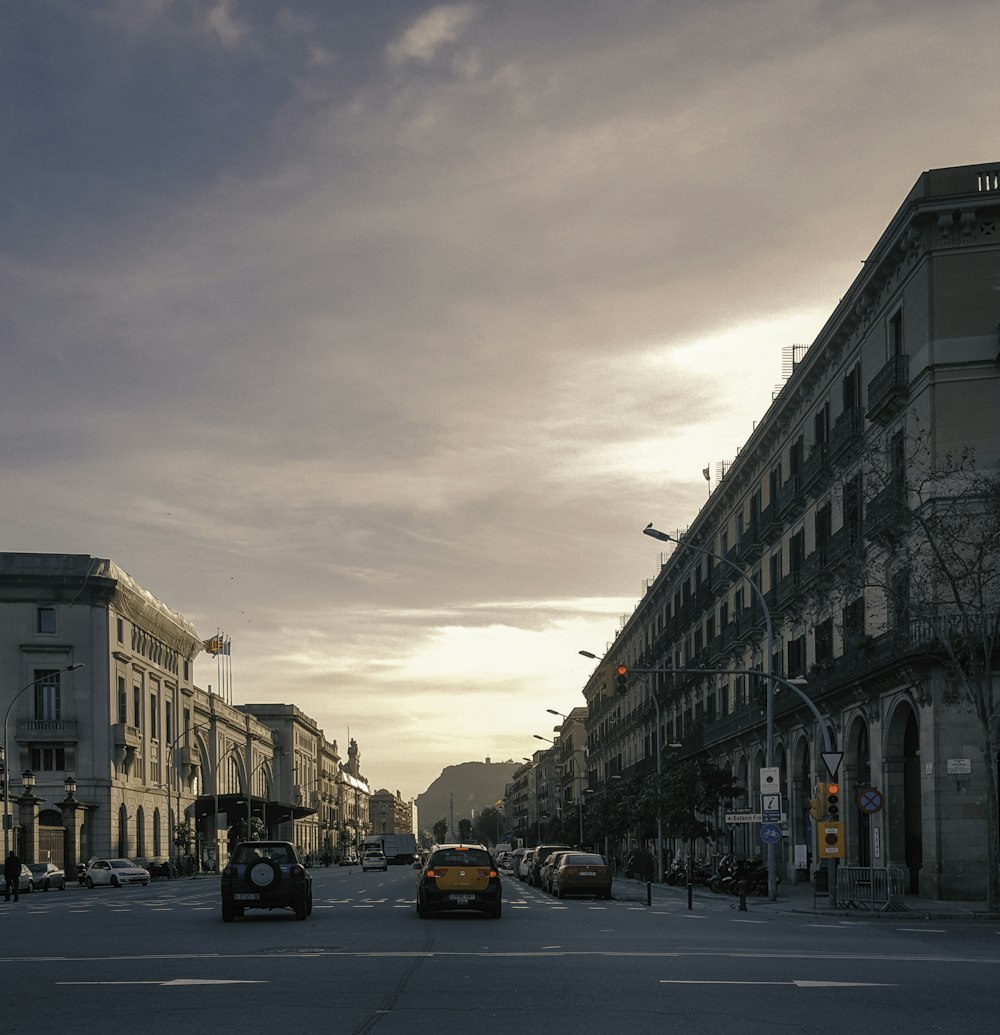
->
[550,852,613,899]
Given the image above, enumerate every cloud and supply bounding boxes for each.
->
[386,3,478,66]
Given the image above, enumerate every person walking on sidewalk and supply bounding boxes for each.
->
[4,850,22,902]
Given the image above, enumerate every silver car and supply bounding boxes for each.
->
[84,858,150,888]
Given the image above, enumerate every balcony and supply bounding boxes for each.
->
[775,475,802,519]
[829,406,862,459]
[800,443,828,495]
[867,355,909,424]
[775,571,801,609]
[16,719,79,742]
[865,477,909,541]
[757,502,780,543]
[113,722,141,751]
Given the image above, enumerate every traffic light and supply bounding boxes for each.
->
[825,782,840,821]
[808,785,823,819]
[615,664,629,695]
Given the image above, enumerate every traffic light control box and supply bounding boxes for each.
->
[818,821,845,858]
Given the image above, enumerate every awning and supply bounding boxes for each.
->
[192,793,316,825]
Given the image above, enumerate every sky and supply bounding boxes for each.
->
[3,0,997,801]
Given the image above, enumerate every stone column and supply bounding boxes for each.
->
[16,791,42,864]
[58,793,80,877]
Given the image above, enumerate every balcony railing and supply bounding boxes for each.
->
[867,354,909,423]
[829,406,862,459]
[800,443,828,495]
[16,719,79,742]
[776,475,802,518]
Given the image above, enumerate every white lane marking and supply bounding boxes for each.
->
[59,979,268,987]
[660,980,896,988]
[896,928,946,933]
[731,919,767,924]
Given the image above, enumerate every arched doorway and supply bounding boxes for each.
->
[37,809,65,867]
[136,806,146,858]
[885,700,923,894]
[153,808,161,857]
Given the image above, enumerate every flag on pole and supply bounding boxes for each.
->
[202,635,224,655]
[702,466,711,481]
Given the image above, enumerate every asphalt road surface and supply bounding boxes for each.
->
[3,865,999,1034]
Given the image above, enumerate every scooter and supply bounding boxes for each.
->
[710,852,739,893]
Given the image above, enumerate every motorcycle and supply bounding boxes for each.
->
[664,853,687,886]
[722,856,770,896]
[709,852,739,893]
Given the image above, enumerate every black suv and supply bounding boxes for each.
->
[221,841,313,922]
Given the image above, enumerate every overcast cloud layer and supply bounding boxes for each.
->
[3,0,996,801]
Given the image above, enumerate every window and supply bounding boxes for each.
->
[813,403,830,447]
[814,618,834,665]
[843,473,862,544]
[844,597,866,647]
[133,685,142,729]
[117,677,127,725]
[34,670,61,721]
[37,607,56,634]
[790,529,805,577]
[815,502,832,561]
[30,746,66,771]
[843,362,861,412]
[150,692,158,740]
[787,635,807,678]
[769,548,782,591]
[165,701,173,746]
[116,617,124,643]
[889,309,904,357]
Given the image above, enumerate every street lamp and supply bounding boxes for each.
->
[643,522,779,901]
[3,663,84,857]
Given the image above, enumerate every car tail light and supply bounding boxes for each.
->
[426,868,444,878]
[222,865,236,879]
[290,864,305,878]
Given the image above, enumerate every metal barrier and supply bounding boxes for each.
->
[836,865,909,912]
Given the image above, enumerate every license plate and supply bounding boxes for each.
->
[580,871,596,877]
[449,894,473,904]
[234,893,260,901]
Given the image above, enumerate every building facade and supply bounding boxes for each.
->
[583,162,1000,901]
[0,553,374,873]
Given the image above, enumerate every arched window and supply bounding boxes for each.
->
[136,806,146,857]
[153,808,161,856]
[118,804,129,857]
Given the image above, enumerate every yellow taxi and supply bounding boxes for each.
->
[415,843,501,919]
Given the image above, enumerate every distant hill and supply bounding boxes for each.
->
[415,760,519,841]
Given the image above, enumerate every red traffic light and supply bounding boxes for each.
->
[615,664,629,695]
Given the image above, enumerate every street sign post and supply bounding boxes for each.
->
[857,787,883,814]
[760,822,782,845]
[761,792,781,822]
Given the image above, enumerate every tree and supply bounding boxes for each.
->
[432,817,449,844]
[643,758,742,848]
[457,818,473,842]
[473,805,503,846]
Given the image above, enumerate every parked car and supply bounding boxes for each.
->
[26,862,66,891]
[84,858,150,888]
[550,852,613,900]
[518,851,534,881]
[220,840,312,922]
[540,851,575,894]
[416,843,501,919]
[339,855,359,866]
[527,844,571,887]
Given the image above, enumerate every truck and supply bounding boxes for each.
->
[360,833,418,865]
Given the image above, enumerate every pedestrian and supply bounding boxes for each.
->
[4,850,21,902]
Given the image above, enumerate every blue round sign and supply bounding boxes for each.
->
[759,822,782,845]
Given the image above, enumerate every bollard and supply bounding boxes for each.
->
[646,880,652,906]
[738,879,748,912]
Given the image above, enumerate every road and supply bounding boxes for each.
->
[3,866,999,1034]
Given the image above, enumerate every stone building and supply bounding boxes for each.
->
[582,162,1000,901]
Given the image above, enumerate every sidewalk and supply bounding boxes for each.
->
[610,873,1000,921]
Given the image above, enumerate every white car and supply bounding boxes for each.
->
[361,851,387,872]
[84,858,150,888]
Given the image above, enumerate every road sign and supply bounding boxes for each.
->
[821,751,844,778]
[761,792,781,822]
[760,822,782,845]
[725,812,761,824]
[760,766,780,790]
[856,787,884,814]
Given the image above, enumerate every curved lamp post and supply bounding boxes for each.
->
[3,663,84,857]
[643,523,779,901]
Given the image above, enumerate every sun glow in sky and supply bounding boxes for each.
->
[4,0,998,798]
